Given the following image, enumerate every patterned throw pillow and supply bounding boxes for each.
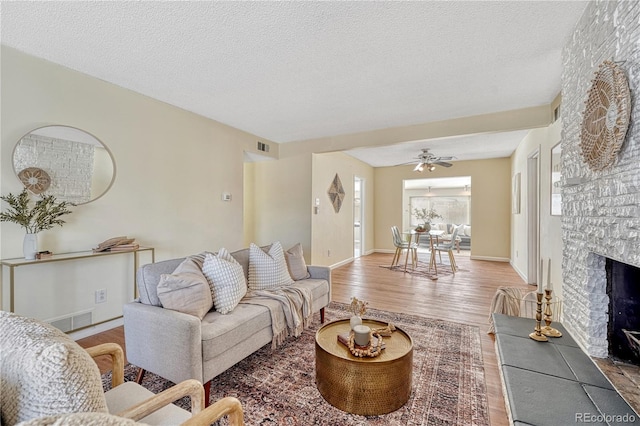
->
[248,241,294,290]
[285,243,311,280]
[202,248,247,314]
[157,272,213,319]
[0,312,108,426]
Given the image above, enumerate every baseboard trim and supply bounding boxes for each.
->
[69,317,123,340]
[329,257,355,269]
[510,261,528,282]
[374,249,396,254]
[470,255,510,262]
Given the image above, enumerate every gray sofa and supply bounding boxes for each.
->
[430,223,471,250]
[123,246,331,402]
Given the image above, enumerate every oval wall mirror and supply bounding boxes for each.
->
[12,125,116,205]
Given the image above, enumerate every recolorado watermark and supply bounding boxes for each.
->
[575,412,636,423]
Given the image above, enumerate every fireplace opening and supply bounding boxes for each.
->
[606,258,640,365]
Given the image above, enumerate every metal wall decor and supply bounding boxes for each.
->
[579,60,631,171]
[327,173,345,213]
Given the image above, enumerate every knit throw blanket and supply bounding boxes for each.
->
[240,285,313,348]
[487,286,524,334]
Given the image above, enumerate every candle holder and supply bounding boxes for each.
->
[529,292,549,342]
[541,289,562,338]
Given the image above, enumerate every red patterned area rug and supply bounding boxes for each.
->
[103,302,489,425]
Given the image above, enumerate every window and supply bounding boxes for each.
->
[410,196,470,226]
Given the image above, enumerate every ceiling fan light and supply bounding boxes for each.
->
[413,162,425,172]
[427,164,436,172]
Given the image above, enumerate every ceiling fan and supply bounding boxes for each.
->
[410,149,454,172]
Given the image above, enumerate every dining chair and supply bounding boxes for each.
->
[390,226,418,269]
[429,226,460,275]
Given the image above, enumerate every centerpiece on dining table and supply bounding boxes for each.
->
[413,207,442,233]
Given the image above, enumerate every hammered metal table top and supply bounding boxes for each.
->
[315,318,414,415]
[315,318,413,362]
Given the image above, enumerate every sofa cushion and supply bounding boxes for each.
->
[157,272,213,319]
[202,248,247,314]
[248,242,294,290]
[290,278,330,307]
[285,243,311,280]
[201,303,273,361]
[0,312,108,425]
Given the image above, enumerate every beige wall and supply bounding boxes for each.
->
[1,46,276,260]
[510,116,563,296]
[311,152,375,266]
[375,158,512,261]
[0,47,275,321]
[248,154,313,258]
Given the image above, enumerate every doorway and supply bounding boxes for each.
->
[354,177,364,258]
[527,149,540,286]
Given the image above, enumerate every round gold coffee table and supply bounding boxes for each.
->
[315,318,413,415]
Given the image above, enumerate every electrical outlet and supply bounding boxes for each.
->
[95,289,107,304]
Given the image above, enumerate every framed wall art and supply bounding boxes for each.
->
[550,142,562,216]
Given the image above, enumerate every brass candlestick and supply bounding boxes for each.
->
[529,292,549,342]
[541,289,562,337]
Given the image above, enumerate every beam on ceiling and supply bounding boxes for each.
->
[279,104,553,158]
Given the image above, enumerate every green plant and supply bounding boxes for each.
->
[0,189,74,233]
[413,207,442,223]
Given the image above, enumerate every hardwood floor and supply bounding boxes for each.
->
[78,250,531,425]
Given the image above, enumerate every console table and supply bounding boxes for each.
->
[1,247,154,328]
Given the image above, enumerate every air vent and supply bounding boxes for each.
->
[553,105,560,122]
[257,141,270,152]
[48,310,93,332]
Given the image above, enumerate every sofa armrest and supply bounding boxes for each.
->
[123,302,204,384]
[307,265,331,283]
[306,265,331,310]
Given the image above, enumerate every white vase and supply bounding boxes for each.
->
[350,315,362,330]
[23,233,38,260]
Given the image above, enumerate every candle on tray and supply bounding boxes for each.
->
[353,325,371,347]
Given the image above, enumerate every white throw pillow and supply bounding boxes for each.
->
[157,272,213,319]
[0,312,108,426]
[464,225,472,237]
[285,243,311,280]
[202,248,247,314]
[248,241,294,290]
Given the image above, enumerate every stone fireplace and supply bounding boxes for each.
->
[561,0,640,361]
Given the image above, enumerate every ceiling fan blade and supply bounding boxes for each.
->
[434,161,453,167]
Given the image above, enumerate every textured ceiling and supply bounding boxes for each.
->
[1,1,588,166]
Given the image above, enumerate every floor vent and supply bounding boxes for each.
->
[48,310,93,333]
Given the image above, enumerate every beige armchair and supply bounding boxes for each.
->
[0,311,244,426]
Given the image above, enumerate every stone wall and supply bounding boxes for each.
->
[14,134,95,204]
[561,0,640,357]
